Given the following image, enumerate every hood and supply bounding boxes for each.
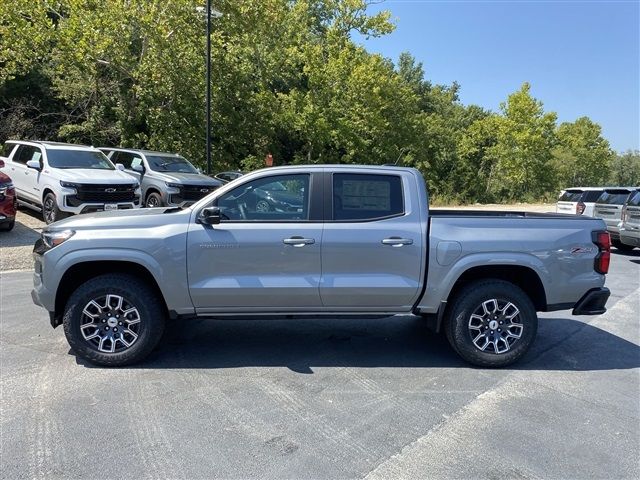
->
[151,171,223,186]
[47,207,191,231]
[53,168,137,184]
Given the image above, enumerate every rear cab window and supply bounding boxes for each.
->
[332,173,404,221]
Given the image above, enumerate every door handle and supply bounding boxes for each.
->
[283,236,315,247]
[382,237,413,247]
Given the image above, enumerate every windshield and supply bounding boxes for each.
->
[147,155,198,174]
[47,150,115,170]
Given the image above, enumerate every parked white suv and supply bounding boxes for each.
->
[0,141,141,224]
[556,187,605,216]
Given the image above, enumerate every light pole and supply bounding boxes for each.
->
[197,4,222,175]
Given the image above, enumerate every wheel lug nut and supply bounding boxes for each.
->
[490,331,494,334]
[102,319,106,323]
[105,327,109,331]
[114,328,118,332]
[499,321,503,325]
[119,322,123,326]
[498,328,501,332]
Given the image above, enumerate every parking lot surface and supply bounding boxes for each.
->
[0,243,638,479]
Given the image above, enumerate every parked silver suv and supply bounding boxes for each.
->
[593,187,637,250]
[619,188,640,250]
[100,148,223,208]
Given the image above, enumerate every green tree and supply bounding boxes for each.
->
[551,117,613,187]
[609,150,640,186]
[482,83,557,200]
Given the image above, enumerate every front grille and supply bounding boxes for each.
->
[171,185,218,204]
[75,184,136,203]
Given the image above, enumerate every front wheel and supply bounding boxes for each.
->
[444,280,538,368]
[145,192,164,208]
[43,192,66,224]
[0,220,15,231]
[63,274,166,366]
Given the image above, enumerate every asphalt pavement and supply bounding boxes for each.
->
[0,249,638,479]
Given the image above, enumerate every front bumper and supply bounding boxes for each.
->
[572,287,610,315]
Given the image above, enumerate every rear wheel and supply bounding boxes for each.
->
[444,280,538,368]
[63,274,166,367]
[612,239,636,251]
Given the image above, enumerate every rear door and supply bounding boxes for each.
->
[319,171,424,310]
[594,189,632,231]
[556,189,582,214]
[187,172,323,312]
[623,190,640,231]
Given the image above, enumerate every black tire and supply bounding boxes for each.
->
[145,192,164,208]
[612,239,635,251]
[0,220,15,231]
[63,274,166,367]
[444,279,538,368]
[42,192,66,224]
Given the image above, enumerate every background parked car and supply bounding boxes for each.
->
[619,188,640,250]
[214,171,244,183]
[1,141,141,224]
[100,148,223,207]
[593,187,637,250]
[556,187,605,216]
[0,159,17,231]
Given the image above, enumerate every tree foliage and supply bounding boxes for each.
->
[0,0,623,203]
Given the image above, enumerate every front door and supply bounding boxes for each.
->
[187,172,323,312]
[320,172,424,310]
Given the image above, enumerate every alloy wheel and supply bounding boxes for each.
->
[80,294,141,353]
[468,299,523,354]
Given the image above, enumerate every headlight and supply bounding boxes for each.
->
[0,182,12,195]
[132,182,140,189]
[42,230,75,249]
[165,182,181,189]
[60,181,78,192]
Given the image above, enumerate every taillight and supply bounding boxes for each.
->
[592,230,611,274]
[621,205,628,222]
[576,202,586,215]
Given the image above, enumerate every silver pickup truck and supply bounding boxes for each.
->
[31,165,611,368]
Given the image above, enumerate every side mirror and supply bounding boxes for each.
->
[198,206,221,225]
[115,163,125,171]
[26,159,41,171]
[132,164,144,173]
[0,159,4,168]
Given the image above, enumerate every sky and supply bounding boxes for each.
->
[356,0,639,152]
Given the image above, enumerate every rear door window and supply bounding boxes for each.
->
[597,190,632,205]
[332,173,403,221]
